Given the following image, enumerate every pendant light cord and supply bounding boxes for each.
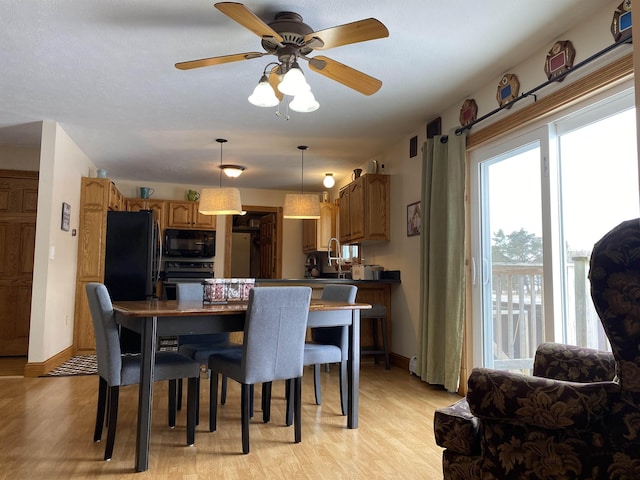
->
[216,138,227,188]
[298,145,308,194]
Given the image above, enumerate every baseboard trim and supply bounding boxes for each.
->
[24,346,75,377]
[390,352,410,371]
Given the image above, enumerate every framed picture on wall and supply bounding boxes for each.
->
[407,201,421,237]
[61,202,71,231]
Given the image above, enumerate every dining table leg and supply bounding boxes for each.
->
[347,308,360,429]
[135,315,157,472]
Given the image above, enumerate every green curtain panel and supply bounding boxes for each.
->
[417,128,467,393]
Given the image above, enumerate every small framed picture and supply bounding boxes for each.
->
[61,202,71,231]
[407,201,421,237]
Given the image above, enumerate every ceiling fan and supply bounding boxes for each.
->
[175,2,389,97]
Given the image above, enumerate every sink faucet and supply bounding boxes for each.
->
[327,237,346,278]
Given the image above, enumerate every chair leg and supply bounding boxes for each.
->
[313,364,322,405]
[209,373,219,432]
[339,360,347,416]
[168,379,177,428]
[285,378,294,426]
[186,377,197,446]
[94,377,108,442]
[249,384,255,418]
[262,382,271,423]
[195,377,200,426]
[177,378,183,411]
[372,318,380,365]
[241,384,251,454]
[104,385,119,461]
[294,377,302,444]
[221,375,228,405]
[380,317,390,370]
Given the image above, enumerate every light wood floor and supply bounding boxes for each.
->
[0,363,459,479]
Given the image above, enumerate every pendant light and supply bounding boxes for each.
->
[283,146,321,219]
[199,139,244,216]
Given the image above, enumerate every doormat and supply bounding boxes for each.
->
[41,355,97,377]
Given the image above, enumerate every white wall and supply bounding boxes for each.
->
[29,121,95,362]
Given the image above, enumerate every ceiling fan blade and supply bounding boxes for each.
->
[304,18,388,50]
[214,2,283,43]
[175,52,264,70]
[307,55,382,96]
[268,65,284,101]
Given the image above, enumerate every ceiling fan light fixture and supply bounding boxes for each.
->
[322,173,335,188]
[248,74,280,107]
[277,62,311,96]
[220,164,245,178]
[289,90,319,113]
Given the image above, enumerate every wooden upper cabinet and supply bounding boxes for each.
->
[338,174,390,244]
[108,182,125,211]
[302,202,336,253]
[167,201,216,230]
[127,198,167,233]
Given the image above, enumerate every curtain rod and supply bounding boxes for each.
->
[454,39,632,136]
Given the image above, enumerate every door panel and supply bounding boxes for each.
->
[0,171,37,356]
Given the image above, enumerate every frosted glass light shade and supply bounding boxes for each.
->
[322,173,335,188]
[248,76,279,107]
[198,187,243,215]
[220,164,245,178]
[283,193,321,219]
[289,90,319,113]
[277,66,310,96]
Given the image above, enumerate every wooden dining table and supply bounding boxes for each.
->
[112,297,370,472]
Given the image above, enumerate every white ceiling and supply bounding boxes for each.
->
[0,0,606,191]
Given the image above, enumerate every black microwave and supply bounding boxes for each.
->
[164,229,215,257]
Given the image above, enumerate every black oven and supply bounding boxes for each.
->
[164,229,215,257]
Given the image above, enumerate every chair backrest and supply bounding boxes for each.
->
[85,282,123,385]
[176,282,203,301]
[311,284,358,349]
[590,218,640,391]
[242,286,312,384]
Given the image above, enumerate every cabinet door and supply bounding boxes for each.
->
[338,187,350,244]
[363,175,390,240]
[127,198,147,212]
[348,177,365,242]
[318,202,336,252]
[192,204,216,229]
[108,182,124,211]
[302,218,317,252]
[167,201,193,228]
[146,200,167,233]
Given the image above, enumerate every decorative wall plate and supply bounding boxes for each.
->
[544,40,575,82]
[459,99,478,126]
[611,0,632,43]
[496,74,520,109]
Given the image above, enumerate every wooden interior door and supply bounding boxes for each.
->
[0,170,38,356]
[259,214,276,278]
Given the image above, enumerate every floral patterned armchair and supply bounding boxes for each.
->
[434,218,640,479]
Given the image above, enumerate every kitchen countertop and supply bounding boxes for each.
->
[256,277,400,284]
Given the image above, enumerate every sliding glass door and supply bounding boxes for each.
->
[470,87,638,371]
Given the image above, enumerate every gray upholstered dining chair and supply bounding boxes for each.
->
[304,284,357,415]
[208,286,312,454]
[86,282,200,461]
[175,282,240,416]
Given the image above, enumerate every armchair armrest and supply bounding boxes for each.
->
[533,342,616,382]
[467,368,617,430]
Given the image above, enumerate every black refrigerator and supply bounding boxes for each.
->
[104,210,160,352]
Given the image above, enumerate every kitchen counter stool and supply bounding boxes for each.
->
[361,304,390,369]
